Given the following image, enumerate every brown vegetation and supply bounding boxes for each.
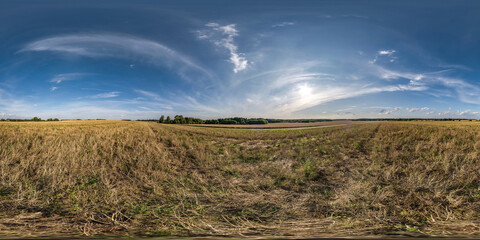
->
[1,120,480,237]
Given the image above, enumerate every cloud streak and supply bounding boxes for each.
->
[198,23,248,73]
[407,107,430,112]
[21,33,213,81]
[50,73,90,84]
[89,91,120,99]
[272,22,295,27]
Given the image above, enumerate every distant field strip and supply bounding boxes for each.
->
[190,120,363,129]
[216,123,357,131]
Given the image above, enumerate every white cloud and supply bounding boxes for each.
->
[379,107,402,115]
[407,107,430,112]
[134,89,219,113]
[50,73,90,84]
[272,22,295,27]
[378,50,396,55]
[90,91,120,99]
[379,68,480,106]
[134,89,162,101]
[372,67,480,105]
[371,49,397,63]
[21,33,213,81]
[435,109,480,118]
[0,88,33,115]
[221,61,436,117]
[51,86,58,91]
[438,107,452,116]
[0,112,24,119]
[198,23,248,73]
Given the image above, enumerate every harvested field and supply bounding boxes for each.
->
[1,120,480,238]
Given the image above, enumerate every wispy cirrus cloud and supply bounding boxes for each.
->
[21,33,213,81]
[379,107,402,115]
[220,60,432,117]
[272,22,295,27]
[134,89,219,113]
[197,23,248,73]
[50,73,90,84]
[134,89,163,101]
[407,107,430,112]
[0,88,34,115]
[89,91,120,99]
[377,67,480,105]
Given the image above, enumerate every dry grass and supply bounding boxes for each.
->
[1,120,480,237]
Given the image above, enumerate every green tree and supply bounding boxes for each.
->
[174,115,185,124]
[166,116,171,123]
[159,115,164,123]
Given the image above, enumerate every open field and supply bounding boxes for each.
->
[191,121,356,129]
[2,120,480,237]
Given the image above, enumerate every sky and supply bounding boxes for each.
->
[1,0,480,119]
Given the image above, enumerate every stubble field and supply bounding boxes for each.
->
[1,120,480,238]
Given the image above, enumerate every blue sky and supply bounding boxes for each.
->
[1,0,480,119]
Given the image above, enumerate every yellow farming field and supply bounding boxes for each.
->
[1,120,480,237]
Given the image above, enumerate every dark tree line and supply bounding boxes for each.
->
[154,115,479,125]
[266,119,332,123]
[0,117,59,122]
[205,117,268,125]
[158,115,204,124]
[157,116,268,125]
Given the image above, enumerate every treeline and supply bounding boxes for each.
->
[155,116,269,125]
[266,119,332,123]
[158,115,205,124]
[205,117,268,125]
[152,115,480,125]
[0,117,59,122]
[156,116,335,125]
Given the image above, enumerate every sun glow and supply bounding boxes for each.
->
[297,83,313,99]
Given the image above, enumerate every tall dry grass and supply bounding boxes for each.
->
[1,120,480,237]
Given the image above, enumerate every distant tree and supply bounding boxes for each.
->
[205,119,219,124]
[174,115,185,124]
[53,118,59,121]
[31,117,41,121]
[219,119,238,124]
[159,115,164,123]
[166,116,171,123]
[246,118,268,124]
